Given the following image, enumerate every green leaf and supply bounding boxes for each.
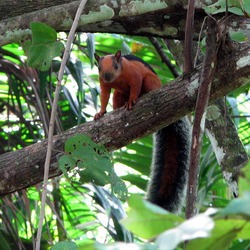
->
[121,194,183,239]
[87,33,95,68]
[237,222,250,240]
[157,210,215,250]
[9,76,23,115]
[77,160,111,186]
[204,0,244,15]
[38,70,49,99]
[30,22,57,44]
[77,242,102,250]
[64,134,103,153]
[59,134,127,199]
[24,22,64,71]
[51,241,78,250]
[67,60,84,88]
[78,242,157,250]
[121,174,148,191]
[0,230,11,250]
[114,136,152,176]
[244,2,250,15]
[230,31,248,42]
[229,240,250,250]
[26,42,64,71]
[187,219,246,250]
[219,192,250,217]
[187,193,250,250]
[58,155,76,177]
[239,162,250,195]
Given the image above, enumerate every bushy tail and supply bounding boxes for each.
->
[146,117,191,213]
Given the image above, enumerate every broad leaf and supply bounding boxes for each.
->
[24,22,64,71]
[122,194,183,239]
[59,134,127,198]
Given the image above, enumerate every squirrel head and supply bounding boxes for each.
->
[94,50,122,83]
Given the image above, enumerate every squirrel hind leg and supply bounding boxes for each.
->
[113,90,129,110]
[141,74,162,94]
[146,117,191,214]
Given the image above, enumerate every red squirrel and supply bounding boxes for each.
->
[94,50,191,213]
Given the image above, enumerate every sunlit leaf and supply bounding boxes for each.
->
[23,22,64,71]
[51,241,77,250]
[187,219,246,250]
[219,191,250,217]
[230,31,248,42]
[157,209,215,250]
[122,194,183,239]
[239,162,250,195]
[59,134,127,198]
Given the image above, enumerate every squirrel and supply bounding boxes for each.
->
[94,50,191,213]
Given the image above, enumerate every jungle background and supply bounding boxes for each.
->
[0,0,250,250]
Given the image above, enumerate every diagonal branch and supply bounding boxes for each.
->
[0,42,249,196]
[186,17,223,219]
[205,99,249,197]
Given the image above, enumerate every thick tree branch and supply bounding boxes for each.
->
[0,42,250,196]
[1,0,249,46]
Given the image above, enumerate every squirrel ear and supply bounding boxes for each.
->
[94,53,100,63]
[115,50,122,62]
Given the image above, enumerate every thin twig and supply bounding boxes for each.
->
[148,37,180,78]
[186,17,222,219]
[194,16,207,67]
[184,0,195,74]
[35,0,88,249]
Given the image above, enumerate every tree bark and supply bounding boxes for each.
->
[206,99,249,196]
[0,41,249,196]
[1,0,249,46]
[164,34,249,200]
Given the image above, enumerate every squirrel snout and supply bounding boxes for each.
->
[103,72,113,83]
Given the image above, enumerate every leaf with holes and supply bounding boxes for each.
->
[23,22,64,71]
[59,134,127,198]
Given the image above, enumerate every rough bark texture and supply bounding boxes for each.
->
[206,99,249,196]
[166,35,249,199]
[1,0,249,46]
[0,42,250,196]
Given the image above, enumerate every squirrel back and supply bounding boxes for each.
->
[94,50,191,213]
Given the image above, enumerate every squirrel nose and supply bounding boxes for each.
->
[104,72,113,82]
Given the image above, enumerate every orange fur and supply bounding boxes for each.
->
[94,50,161,120]
[94,50,191,213]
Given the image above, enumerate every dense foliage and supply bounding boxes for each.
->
[0,28,250,250]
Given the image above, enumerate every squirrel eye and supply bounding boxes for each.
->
[114,64,119,70]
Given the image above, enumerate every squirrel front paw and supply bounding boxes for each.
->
[124,99,136,110]
[94,111,106,120]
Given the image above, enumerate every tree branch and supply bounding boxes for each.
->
[186,17,222,218]
[1,0,249,46]
[205,99,249,196]
[149,37,180,78]
[0,41,249,196]
[184,0,195,74]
